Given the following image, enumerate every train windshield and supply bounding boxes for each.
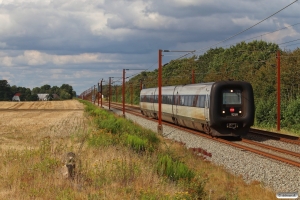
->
[222,89,241,104]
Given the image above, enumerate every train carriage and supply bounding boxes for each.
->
[140,81,254,137]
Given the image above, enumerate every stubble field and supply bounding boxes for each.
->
[0,100,277,199]
[0,100,85,151]
[0,100,91,199]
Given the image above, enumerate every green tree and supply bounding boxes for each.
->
[60,90,71,100]
[0,80,12,101]
[40,84,51,93]
[50,86,60,95]
[60,84,73,99]
[32,87,41,94]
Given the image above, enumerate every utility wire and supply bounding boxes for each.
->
[89,1,299,93]
[222,22,300,49]
[278,38,300,45]
[176,0,299,59]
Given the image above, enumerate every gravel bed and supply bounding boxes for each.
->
[105,106,300,195]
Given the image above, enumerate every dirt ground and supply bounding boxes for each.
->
[0,100,86,151]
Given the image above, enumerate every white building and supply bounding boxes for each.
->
[37,94,49,101]
[12,93,21,101]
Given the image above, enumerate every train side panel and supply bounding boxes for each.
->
[140,88,156,118]
[173,84,211,130]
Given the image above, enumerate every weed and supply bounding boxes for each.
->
[156,154,195,182]
[126,134,147,153]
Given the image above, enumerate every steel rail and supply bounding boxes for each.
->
[250,128,300,145]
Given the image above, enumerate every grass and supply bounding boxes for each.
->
[0,100,277,199]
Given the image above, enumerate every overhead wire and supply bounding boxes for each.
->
[174,0,299,59]
[87,1,299,93]
[221,22,300,48]
[151,0,299,80]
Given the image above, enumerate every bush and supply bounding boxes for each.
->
[255,97,276,126]
[156,154,195,182]
[282,97,300,131]
[126,134,147,153]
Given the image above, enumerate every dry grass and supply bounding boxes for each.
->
[0,100,277,199]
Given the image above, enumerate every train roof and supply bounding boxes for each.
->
[141,82,215,91]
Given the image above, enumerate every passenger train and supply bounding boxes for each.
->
[140,81,255,137]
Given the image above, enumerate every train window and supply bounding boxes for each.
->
[184,96,188,106]
[188,95,193,107]
[168,95,173,104]
[197,95,205,108]
[223,90,241,104]
[174,95,180,105]
[186,96,190,106]
[181,96,185,105]
[173,96,177,105]
[193,95,198,107]
[162,95,171,104]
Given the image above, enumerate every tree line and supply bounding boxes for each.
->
[0,80,76,101]
[101,40,300,132]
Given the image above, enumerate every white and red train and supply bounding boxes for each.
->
[140,81,255,137]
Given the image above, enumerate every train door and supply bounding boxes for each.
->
[172,89,179,124]
[152,88,156,113]
[173,92,179,115]
[204,94,210,121]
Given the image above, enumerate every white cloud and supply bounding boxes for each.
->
[0,0,299,93]
[2,56,13,67]
[0,71,14,83]
[164,0,206,7]
[0,50,120,67]
[0,13,14,35]
[232,16,260,27]
[262,22,300,43]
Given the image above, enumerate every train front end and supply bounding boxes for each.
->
[209,81,255,137]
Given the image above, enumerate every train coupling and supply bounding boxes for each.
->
[227,123,238,129]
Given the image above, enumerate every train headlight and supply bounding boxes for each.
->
[239,111,242,113]
[222,110,225,114]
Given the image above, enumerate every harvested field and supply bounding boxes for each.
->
[0,100,277,199]
[0,100,91,199]
[0,100,86,151]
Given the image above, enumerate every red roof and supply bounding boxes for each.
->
[14,93,21,96]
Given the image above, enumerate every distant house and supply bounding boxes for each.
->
[52,94,60,100]
[37,94,49,101]
[12,93,21,101]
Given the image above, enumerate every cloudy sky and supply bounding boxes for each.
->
[1,0,299,95]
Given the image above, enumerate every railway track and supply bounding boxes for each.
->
[100,101,300,168]
[249,128,300,145]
